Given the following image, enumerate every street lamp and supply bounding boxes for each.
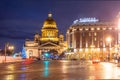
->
[8,45,14,55]
[4,43,14,63]
[106,37,112,61]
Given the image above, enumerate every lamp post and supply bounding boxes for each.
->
[4,43,14,63]
[4,43,9,63]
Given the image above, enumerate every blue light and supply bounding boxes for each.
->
[55,55,59,59]
[45,53,49,57]
[44,52,50,58]
[43,61,49,77]
[21,67,26,70]
[21,46,27,58]
[50,55,54,59]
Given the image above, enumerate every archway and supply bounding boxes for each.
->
[29,50,33,58]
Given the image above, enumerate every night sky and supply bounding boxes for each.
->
[0,0,120,52]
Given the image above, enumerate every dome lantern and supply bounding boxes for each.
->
[42,13,58,29]
[48,13,52,18]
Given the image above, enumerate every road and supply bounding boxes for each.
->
[0,60,120,80]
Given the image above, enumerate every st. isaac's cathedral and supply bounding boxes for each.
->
[24,13,67,58]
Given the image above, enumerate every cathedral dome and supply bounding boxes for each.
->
[42,13,57,29]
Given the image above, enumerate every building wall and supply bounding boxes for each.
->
[66,22,118,60]
[25,41,39,58]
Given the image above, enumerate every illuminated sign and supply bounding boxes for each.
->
[73,17,99,24]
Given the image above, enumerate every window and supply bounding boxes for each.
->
[91,28,94,30]
[94,32,97,36]
[97,28,100,30]
[94,37,96,41]
[89,33,91,36]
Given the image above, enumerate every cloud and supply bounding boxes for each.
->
[0,19,42,40]
[0,30,33,40]
[0,19,41,27]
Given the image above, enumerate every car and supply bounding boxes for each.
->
[92,58,100,63]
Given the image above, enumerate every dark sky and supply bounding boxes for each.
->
[0,0,120,52]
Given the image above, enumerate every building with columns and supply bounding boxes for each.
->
[66,18,118,60]
[25,13,67,58]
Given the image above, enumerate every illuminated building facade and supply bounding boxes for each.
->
[25,13,67,58]
[66,18,118,60]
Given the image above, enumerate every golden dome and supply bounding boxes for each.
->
[41,13,59,42]
[42,13,57,29]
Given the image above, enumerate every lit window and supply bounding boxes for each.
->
[80,28,83,31]
[115,28,117,30]
[79,48,82,51]
[85,28,89,30]
[94,37,96,41]
[91,28,94,30]
[85,48,88,51]
[97,48,100,51]
[94,32,97,36]
[103,48,106,51]
[97,28,100,30]
[74,49,77,52]
[103,28,106,30]
[109,28,112,30]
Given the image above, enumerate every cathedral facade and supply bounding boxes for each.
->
[25,13,67,58]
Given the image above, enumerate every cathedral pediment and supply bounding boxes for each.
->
[40,42,59,47]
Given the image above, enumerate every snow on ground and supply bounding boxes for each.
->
[0,56,22,63]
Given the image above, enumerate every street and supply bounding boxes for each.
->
[0,60,120,80]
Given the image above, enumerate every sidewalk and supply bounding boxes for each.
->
[0,56,23,63]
